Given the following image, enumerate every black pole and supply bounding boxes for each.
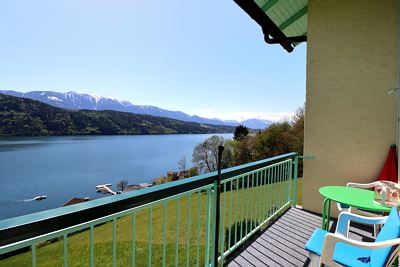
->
[213,145,224,266]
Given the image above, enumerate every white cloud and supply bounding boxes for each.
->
[191,110,294,122]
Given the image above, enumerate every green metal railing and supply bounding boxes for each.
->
[0,152,299,267]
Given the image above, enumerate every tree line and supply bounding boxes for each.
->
[192,107,304,173]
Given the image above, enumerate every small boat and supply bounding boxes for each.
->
[34,195,47,201]
[96,183,112,189]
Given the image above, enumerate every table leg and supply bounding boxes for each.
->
[322,198,331,231]
[327,199,331,231]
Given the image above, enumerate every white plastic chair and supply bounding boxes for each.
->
[305,207,400,267]
[336,181,399,236]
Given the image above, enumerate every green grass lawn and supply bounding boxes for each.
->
[0,178,302,267]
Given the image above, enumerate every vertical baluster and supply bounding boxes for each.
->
[273,165,277,213]
[241,176,245,241]
[235,177,239,246]
[283,162,286,203]
[279,163,283,207]
[245,175,250,237]
[289,160,293,204]
[163,202,167,267]
[220,183,227,262]
[263,169,267,222]
[175,198,180,267]
[279,164,282,208]
[260,170,263,222]
[132,211,136,267]
[251,173,255,231]
[287,161,290,203]
[63,234,68,267]
[293,156,299,206]
[280,164,285,207]
[205,189,211,266]
[259,170,263,224]
[282,162,285,204]
[31,243,37,267]
[279,164,285,207]
[112,218,117,267]
[148,208,153,267]
[254,172,258,227]
[261,170,264,222]
[186,193,191,267]
[276,164,280,209]
[196,191,201,267]
[283,163,286,206]
[257,170,262,225]
[267,167,271,219]
[228,180,233,250]
[255,171,260,225]
[289,160,292,202]
[90,226,94,267]
[276,165,279,211]
[283,162,287,204]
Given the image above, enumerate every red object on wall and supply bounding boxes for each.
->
[377,145,398,183]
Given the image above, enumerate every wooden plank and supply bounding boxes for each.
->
[259,232,309,260]
[227,254,256,267]
[267,227,308,248]
[284,213,321,227]
[253,237,304,266]
[246,245,285,267]
[278,215,318,233]
[240,250,269,266]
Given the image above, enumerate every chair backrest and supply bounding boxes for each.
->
[371,207,400,266]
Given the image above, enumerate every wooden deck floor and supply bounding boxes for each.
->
[225,207,374,267]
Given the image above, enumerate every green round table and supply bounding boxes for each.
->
[319,186,393,230]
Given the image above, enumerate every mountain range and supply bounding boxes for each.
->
[0,93,235,136]
[0,90,272,129]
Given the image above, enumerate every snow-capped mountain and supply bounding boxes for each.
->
[0,90,272,129]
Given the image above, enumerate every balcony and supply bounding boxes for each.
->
[0,153,374,266]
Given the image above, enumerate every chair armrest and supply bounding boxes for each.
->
[336,212,387,236]
[347,181,399,189]
[346,181,381,189]
[321,233,400,266]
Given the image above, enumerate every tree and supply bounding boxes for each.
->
[252,121,292,160]
[178,156,187,175]
[289,107,304,154]
[117,179,128,191]
[192,135,224,172]
[222,139,236,168]
[233,124,249,141]
[188,167,199,177]
[234,137,254,165]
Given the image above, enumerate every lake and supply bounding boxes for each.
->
[0,134,232,219]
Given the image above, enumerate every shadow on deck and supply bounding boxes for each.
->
[225,207,375,267]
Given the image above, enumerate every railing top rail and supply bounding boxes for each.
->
[0,152,297,247]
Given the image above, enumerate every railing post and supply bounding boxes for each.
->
[292,156,299,206]
[212,146,224,267]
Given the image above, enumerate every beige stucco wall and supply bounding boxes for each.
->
[303,0,399,216]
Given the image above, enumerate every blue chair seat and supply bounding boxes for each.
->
[305,229,372,266]
[304,228,327,256]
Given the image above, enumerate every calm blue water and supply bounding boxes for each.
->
[0,134,232,219]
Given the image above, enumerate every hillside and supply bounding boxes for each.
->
[0,90,272,129]
[0,94,235,136]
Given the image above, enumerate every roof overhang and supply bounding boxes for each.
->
[234,0,307,53]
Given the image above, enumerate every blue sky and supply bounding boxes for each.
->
[0,0,306,121]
